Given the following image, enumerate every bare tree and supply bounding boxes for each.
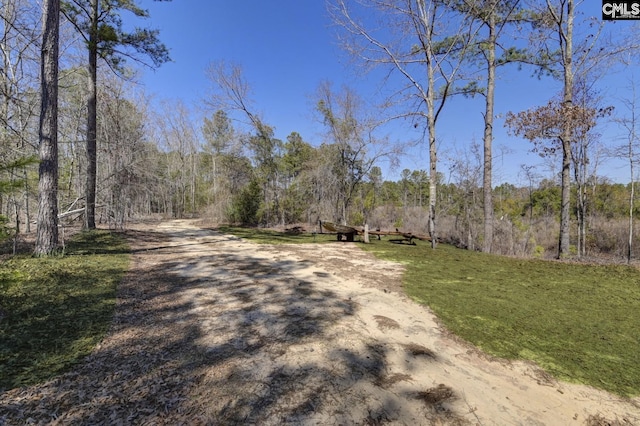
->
[205,61,281,224]
[315,81,391,224]
[97,77,149,228]
[614,76,640,264]
[447,140,483,250]
[570,79,611,257]
[1,0,41,233]
[153,100,201,218]
[205,61,262,130]
[519,163,540,253]
[330,0,476,247]
[202,110,235,211]
[58,67,89,207]
[35,0,60,255]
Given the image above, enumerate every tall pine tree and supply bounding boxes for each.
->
[62,0,170,229]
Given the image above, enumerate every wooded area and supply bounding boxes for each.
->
[1,0,640,260]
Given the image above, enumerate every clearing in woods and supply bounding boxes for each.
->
[1,219,638,425]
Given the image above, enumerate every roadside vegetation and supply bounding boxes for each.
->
[222,226,640,397]
[0,230,129,391]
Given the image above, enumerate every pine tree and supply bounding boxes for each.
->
[62,0,170,229]
[35,0,60,256]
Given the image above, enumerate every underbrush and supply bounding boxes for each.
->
[0,230,129,391]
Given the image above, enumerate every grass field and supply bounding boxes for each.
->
[0,230,129,391]
[220,227,640,397]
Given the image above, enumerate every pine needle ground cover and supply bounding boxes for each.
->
[361,241,640,397]
[0,230,129,391]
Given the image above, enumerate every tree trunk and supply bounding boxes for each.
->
[23,169,31,233]
[211,154,217,205]
[416,0,438,249]
[428,119,437,249]
[575,143,588,258]
[1,2,11,229]
[558,0,574,258]
[559,137,572,257]
[629,133,635,264]
[35,0,60,256]
[482,2,496,253]
[418,0,438,249]
[84,0,98,229]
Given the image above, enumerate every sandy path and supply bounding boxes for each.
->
[1,219,639,425]
[156,220,640,425]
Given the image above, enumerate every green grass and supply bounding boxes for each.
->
[0,230,129,391]
[219,227,640,397]
[361,241,640,397]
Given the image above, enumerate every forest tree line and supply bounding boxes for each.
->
[2,69,639,259]
[2,0,640,260]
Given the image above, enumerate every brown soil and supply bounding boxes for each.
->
[1,219,639,425]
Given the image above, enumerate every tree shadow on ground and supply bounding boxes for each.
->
[0,226,467,425]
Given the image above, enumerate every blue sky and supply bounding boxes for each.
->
[127,0,637,185]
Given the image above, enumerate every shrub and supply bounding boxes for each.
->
[534,245,545,258]
[228,179,262,225]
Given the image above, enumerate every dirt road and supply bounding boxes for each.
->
[1,219,639,425]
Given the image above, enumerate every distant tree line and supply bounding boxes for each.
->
[1,63,640,259]
[2,0,640,262]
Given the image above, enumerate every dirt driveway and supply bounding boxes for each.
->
[1,219,639,425]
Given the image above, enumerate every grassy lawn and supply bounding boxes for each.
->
[364,240,640,397]
[220,227,640,397]
[0,230,129,391]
